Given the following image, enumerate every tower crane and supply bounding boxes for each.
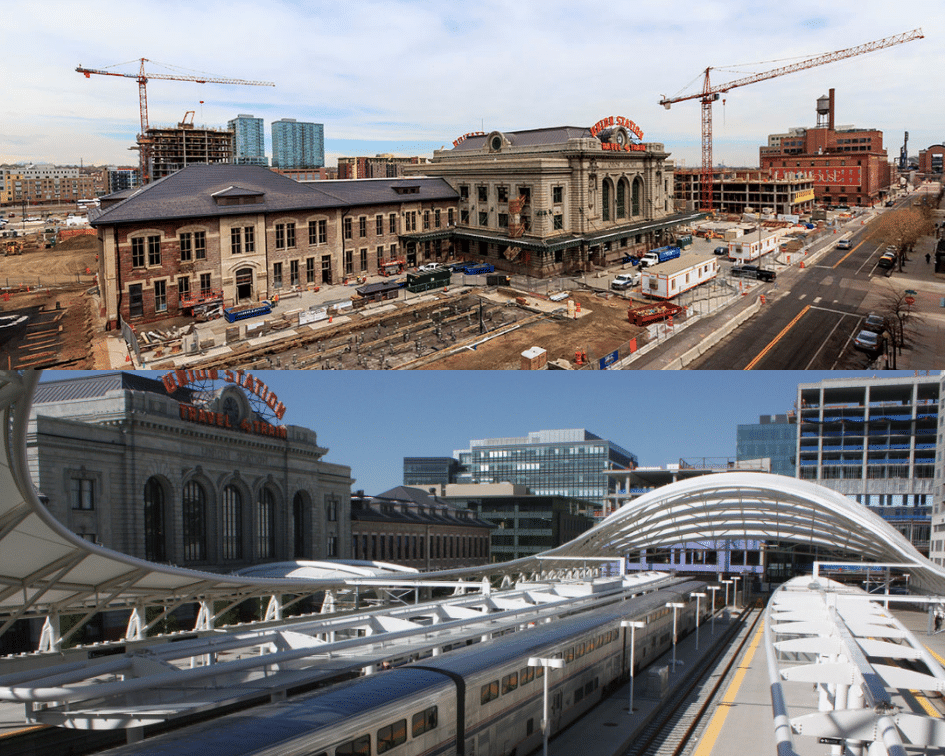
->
[659,29,923,213]
[76,58,275,184]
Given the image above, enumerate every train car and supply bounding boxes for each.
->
[97,579,707,756]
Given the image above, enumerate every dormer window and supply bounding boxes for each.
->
[212,186,265,206]
[392,184,421,195]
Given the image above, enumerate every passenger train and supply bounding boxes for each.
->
[101,579,708,756]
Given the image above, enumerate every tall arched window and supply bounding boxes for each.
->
[616,180,627,219]
[222,485,243,560]
[293,492,306,559]
[601,180,611,222]
[182,481,207,563]
[632,177,644,216]
[256,488,276,560]
[144,478,166,562]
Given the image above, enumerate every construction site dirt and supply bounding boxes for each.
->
[0,234,99,369]
[168,288,648,371]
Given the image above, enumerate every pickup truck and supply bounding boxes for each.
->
[611,273,638,290]
[730,265,776,282]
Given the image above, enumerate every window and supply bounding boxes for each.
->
[244,226,255,253]
[231,227,242,255]
[144,478,166,563]
[306,257,315,284]
[273,262,283,288]
[434,208,441,228]
[199,273,212,297]
[460,185,469,200]
[375,214,383,235]
[389,213,397,234]
[128,283,143,318]
[345,250,353,274]
[497,186,508,203]
[377,246,384,266]
[182,481,206,562]
[327,535,338,557]
[520,666,535,684]
[448,208,454,226]
[290,259,300,286]
[194,231,206,260]
[336,736,370,756]
[412,706,438,737]
[344,217,353,240]
[131,237,145,268]
[553,185,563,203]
[71,477,94,510]
[326,497,338,521]
[554,214,563,230]
[423,210,430,230]
[178,275,190,301]
[360,248,368,271]
[179,232,193,261]
[222,485,243,560]
[359,216,367,238]
[377,720,406,754]
[479,211,488,226]
[481,680,499,704]
[148,236,161,266]
[154,280,167,312]
[275,224,285,249]
[502,672,518,694]
[308,220,319,246]
[477,185,488,202]
[256,488,275,560]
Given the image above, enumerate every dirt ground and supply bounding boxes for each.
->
[0,233,99,369]
[419,291,646,369]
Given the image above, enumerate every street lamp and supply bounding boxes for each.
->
[620,620,645,714]
[722,579,733,608]
[666,602,685,671]
[732,575,741,607]
[690,592,706,650]
[707,585,721,635]
[528,656,564,756]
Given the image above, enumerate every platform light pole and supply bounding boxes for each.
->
[529,655,564,756]
[722,579,733,608]
[690,592,706,650]
[621,619,645,715]
[732,575,741,607]
[666,602,685,671]
[707,585,721,635]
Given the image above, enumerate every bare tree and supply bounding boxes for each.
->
[872,205,935,271]
[877,284,923,368]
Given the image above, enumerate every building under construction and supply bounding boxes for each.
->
[146,117,234,181]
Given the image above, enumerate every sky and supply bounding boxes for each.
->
[2,1,943,169]
[39,369,933,495]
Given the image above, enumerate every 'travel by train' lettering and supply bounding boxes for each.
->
[178,404,288,439]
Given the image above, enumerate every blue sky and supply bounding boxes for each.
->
[2,1,941,168]
[39,370,931,495]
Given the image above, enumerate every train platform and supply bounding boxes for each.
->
[551,601,945,756]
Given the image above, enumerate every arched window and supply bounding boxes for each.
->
[632,177,644,216]
[256,488,276,560]
[602,180,611,222]
[222,485,243,560]
[293,492,306,559]
[616,180,627,219]
[182,481,207,563]
[144,478,166,562]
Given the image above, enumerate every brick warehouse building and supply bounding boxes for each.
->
[90,164,458,328]
[407,118,699,276]
[760,89,892,207]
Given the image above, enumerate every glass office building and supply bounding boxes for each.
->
[227,114,268,166]
[736,414,797,477]
[271,118,325,169]
[456,429,637,511]
[403,457,461,487]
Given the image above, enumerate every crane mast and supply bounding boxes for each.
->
[76,58,275,184]
[659,29,923,213]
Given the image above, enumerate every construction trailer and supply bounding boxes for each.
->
[728,228,787,263]
[641,254,717,299]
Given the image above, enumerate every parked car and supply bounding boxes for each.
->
[611,272,639,290]
[862,313,887,336]
[417,262,444,273]
[877,252,896,269]
[853,329,885,353]
[714,246,728,255]
[836,239,852,250]
[730,265,776,282]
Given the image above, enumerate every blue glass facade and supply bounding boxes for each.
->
[271,119,324,169]
[736,414,797,477]
[228,114,268,166]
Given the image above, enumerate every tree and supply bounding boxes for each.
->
[877,284,922,368]
[872,205,934,271]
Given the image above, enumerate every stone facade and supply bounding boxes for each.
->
[407,122,688,277]
[26,372,353,572]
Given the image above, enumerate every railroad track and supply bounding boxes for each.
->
[623,602,763,756]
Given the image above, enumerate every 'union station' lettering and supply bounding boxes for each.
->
[162,369,287,420]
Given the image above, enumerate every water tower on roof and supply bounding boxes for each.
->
[816,88,835,130]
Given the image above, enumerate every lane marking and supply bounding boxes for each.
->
[692,619,765,756]
[744,305,811,370]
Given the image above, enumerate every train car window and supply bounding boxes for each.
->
[575,686,584,703]
[412,706,438,737]
[576,642,585,658]
[536,666,544,678]
[565,647,574,664]
[502,672,518,694]
[520,666,535,685]
[587,638,596,652]
[584,680,594,695]
[336,735,370,756]
[481,680,499,704]
[377,720,407,754]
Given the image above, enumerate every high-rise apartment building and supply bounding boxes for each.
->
[271,119,324,169]
[736,414,797,477]
[455,429,637,512]
[797,375,937,554]
[228,114,268,166]
[930,374,945,566]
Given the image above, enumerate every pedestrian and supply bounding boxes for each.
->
[926,252,931,264]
